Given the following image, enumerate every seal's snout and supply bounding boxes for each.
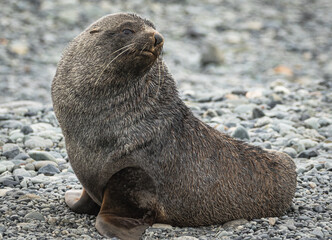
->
[154,32,164,46]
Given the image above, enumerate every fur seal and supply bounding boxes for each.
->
[51,13,297,240]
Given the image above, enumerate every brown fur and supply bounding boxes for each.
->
[52,13,297,239]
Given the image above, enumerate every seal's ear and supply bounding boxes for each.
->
[90,27,101,34]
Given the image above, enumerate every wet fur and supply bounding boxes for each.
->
[52,12,297,231]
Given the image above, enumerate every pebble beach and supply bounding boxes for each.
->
[0,0,331,239]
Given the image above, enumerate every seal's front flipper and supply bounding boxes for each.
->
[95,179,151,240]
[65,188,100,215]
[96,213,149,240]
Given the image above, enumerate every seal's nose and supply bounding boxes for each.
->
[154,32,164,46]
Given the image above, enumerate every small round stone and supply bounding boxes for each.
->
[2,143,20,159]
[252,107,265,119]
[283,147,297,158]
[200,42,224,67]
[0,161,15,172]
[0,165,7,174]
[24,163,35,171]
[37,164,60,176]
[20,125,34,135]
[304,117,320,130]
[231,125,250,140]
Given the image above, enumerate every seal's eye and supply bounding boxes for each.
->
[122,29,134,35]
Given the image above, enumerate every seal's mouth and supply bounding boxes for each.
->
[140,49,156,57]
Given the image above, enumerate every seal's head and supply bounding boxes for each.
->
[59,13,164,88]
[88,13,164,73]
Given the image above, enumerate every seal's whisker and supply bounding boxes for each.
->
[161,58,165,87]
[140,42,149,55]
[158,51,165,89]
[95,45,133,85]
[109,43,136,57]
[155,58,161,97]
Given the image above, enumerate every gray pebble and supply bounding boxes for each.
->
[2,143,20,159]
[307,168,320,178]
[48,151,63,159]
[0,161,15,172]
[25,211,45,221]
[326,203,332,210]
[324,162,332,171]
[304,117,320,130]
[14,152,29,160]
[314,163,325,171]
[222,219,249,229]
[231,90,247,96]
[186,25,207,39]
[277,123,296,136]
[30,122,55,132]
[252,107,265,119]
[200,42,224,67]
[255,117,272,127]
[27,170,37,177]
[28,150,57,161]
[1,178,20,187]
[25,163,35,171]
[282,147,297,158]
[30,175,49,184]
[24,136,53,149]
[298,149,319,159]
[67,165,74,173]
[20,125,34,135]
[299,139,318,149]
[0,114,12,121]
[9,131,24,142]
[285,219,296,231]
[20,178,28,188]
[174,237,199,240]
[203,109,218,118]
[38,164,60,176]
[0,165,6,174]
[318,117,331,127]
[313,205,324,213]
[11,159,26,166]
[323,142,332,151]
[0,175,12,184]
[13,168,31,177]
[311,228,324,239]
[234,104,255,114]
[289,142,306,153]
[0,120,23,129]
[0,224,5,233]
[33,161,58,170]
[231,125,250,140]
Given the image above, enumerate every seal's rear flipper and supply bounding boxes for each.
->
[96,213,149,240]
[65,189,100,215]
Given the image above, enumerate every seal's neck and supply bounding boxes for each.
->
[83,59,171,106]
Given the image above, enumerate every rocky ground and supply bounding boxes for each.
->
[0,0,331,239]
